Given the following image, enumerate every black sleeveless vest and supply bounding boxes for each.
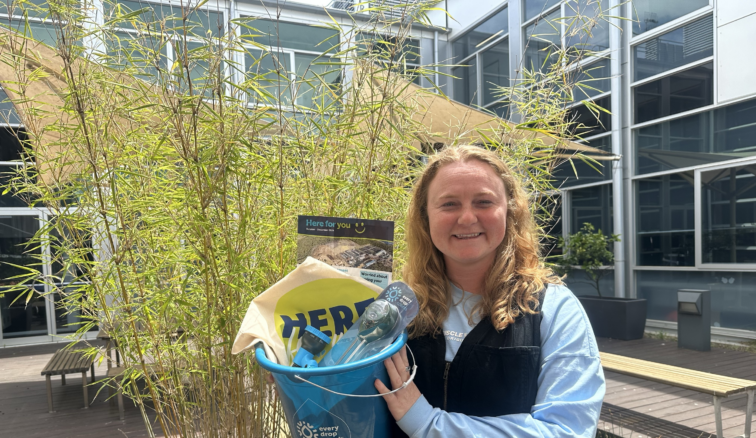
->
[391,295,543,437]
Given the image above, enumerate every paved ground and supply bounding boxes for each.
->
[0,341,162,438]
[2,335,754,437]
[598,337,756,438]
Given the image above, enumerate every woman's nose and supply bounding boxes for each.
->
[458,206,477,225]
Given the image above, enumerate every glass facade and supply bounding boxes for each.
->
[552,135,612,188]
[631,0,710,36]
[636,173,694,266]
[571,58,610,102]
[480,39,509,105]
[452,59,477,105]
[570,183,613,235]
[701,165,756,264]
[453,7,508,61]
[523,0,560,21]
[634,97,756,175]
[241,18,340,53]
[241,20,345,109]
[633,63,713,124]
[451,7,509,108]
[633,16,713,82]
[568,96,611,138]
[563,0,610,54]
[523,9,561,71]
[564,269,615,297]
[0,18,58,48]
[107,0,224,37]
[637,270,756,331]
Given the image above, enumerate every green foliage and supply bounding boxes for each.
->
[554,223,620,297]
[0,0,616,436]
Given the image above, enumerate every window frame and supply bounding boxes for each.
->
[450,4,510,108]
[694,157,756,270]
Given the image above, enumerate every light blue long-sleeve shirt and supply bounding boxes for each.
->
[397,284,606,438]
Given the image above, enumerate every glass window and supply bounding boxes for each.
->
[452,7,508,61]
[174,41,213,94]
[53,286,93,334]
[294,53,341,109]
[245,49,292,104]
[553,135,612,188]
[565,269,615,297]
[633,16,713,82]
[633,97,756,175]
[105,31,168,82]
[107,0,224,37]
[570,183,613,235]
[634,63,713,124]
[0,284,47,337]
[452,58,477,106]
[523,9,561,72]
[563,0,610,55]
[0,128,26,162]
[568,96,611,138]
[540,194,562,258]
[0,89,21,125]
[241,18,340,53]
[0,216,40,286]
[0,0,57,20]
[631,0,709,36]
[636,173,694,266]
[524,0,561,21]
[570,58,610,102]
[480,38,509,105]
[0,166,29,208]
[637,270,756,331]
[0,18,59,48]
[701,165,756,264]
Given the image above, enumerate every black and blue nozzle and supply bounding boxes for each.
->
[292,325,331,368]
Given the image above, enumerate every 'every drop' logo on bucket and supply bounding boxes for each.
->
[293,400,350,438]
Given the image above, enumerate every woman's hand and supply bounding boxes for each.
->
[375,346,421,421]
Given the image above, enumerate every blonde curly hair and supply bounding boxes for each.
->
[404,145,561,337]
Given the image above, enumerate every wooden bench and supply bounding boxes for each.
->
[41,349,96,413]
[601,352,755,438]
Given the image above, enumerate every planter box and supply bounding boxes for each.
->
[577,296,647,341]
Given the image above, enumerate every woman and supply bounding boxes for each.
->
[375,145,605,437]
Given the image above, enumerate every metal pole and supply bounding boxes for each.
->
[46,375,54,413]
[82,371,89,409]
[713,395,723,438]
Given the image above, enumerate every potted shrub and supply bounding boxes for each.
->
[555,223,647,340]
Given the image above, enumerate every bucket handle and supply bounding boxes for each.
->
[293,344,417,398]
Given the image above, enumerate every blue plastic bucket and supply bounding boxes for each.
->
[255,332,407,438]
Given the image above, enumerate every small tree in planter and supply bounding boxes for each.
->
[554,223,646,340]
[554,223,620,297]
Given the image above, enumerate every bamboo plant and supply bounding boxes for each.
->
[0,0,616,436]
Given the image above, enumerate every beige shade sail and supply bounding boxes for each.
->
[0,33,618,188]
[351,68,619,161]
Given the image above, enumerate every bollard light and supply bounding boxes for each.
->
[677,289,710,351]
[677,291,703,315]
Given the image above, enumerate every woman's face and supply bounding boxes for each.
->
[426,160,508,273]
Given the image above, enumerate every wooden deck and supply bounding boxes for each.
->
[598,337,756,438]
[0,342,162,438]
[1,335,755,437]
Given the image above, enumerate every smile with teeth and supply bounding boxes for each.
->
[454,233,481,239]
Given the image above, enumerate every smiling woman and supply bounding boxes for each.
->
[376,145,606,438]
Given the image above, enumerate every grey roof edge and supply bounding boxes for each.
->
[242,0,449,33]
